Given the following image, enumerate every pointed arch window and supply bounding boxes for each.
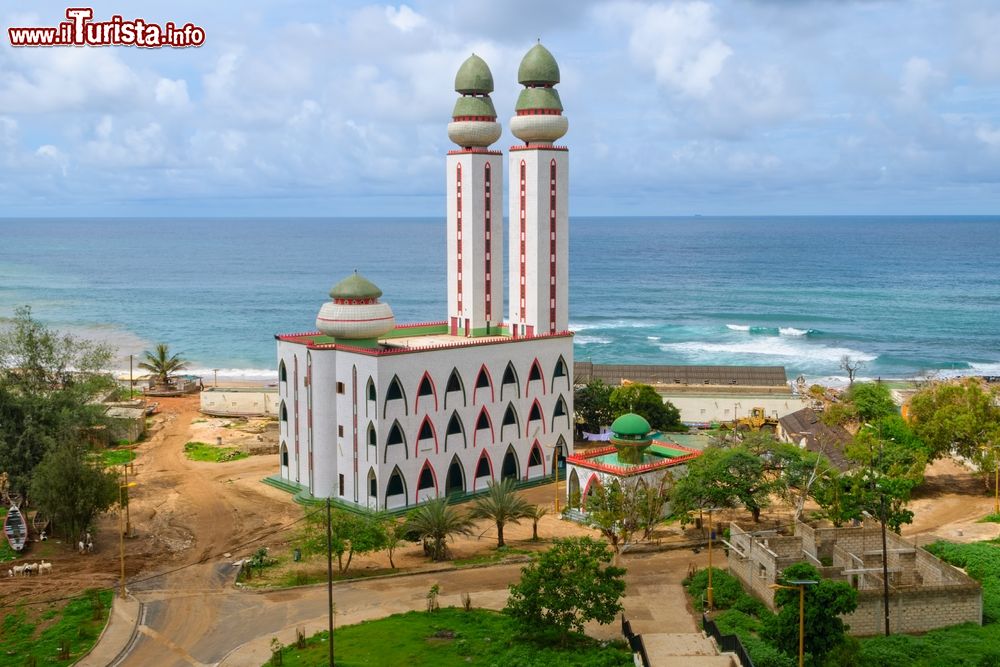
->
[415,372,437,412]
[552,395,570,430]
[383,375,407,418]
[417,462,436,494]
[528,446,542,467]
[444,368,466,409]
[526,358,546,395]
[527,399,545,435]
[473,407,494,447]
[501,362,520,400]
[416,416,438,455]
[279,401,288,423]
[553,356,569,389]
[384,420,408,462]
[367,377,376,402]
[473,365,494,404]
[386,466,406,500]
[279,360,288,383]
[367,422,377,448]
[501,403,519,440]
[445,412,466,451]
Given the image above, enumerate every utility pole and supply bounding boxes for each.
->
[326,497,335,666]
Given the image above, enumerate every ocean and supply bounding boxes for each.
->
[1,216,998,384]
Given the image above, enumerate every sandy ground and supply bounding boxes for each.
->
[4,394,998,665]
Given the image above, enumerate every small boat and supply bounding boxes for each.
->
[145,401,159,416]
[4,504,28,552]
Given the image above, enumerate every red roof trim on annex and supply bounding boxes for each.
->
[567,440,702,477]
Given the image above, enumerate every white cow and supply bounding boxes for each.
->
[11,564,27,577]
[38,560,52,575]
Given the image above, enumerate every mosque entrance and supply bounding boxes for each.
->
[500,446,519,481]
[445,456,465,496]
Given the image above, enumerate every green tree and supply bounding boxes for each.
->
[763,562,858,664]
[468,478,532,548]
[609,383,682,431]
[585,479,636,553]
[0,306,114,501]
[505,536,626,641]
[380,514,406,569]
[840,425,926,532]
[909,378,1000,464]
[847,382,897,423]
[405,497,474,561]
[299,508,387,573]
[29,440,119,544]
[574,379,613,432]
[525,504,548,541]
[672,445,773,521]
[138,343,189,387]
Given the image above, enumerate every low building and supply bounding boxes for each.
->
[777,407,853,472]
[726,521,982,636]
[574,362,807,426]
[565,413,700,514]
[104,402,147,443]
[200,387,279,417]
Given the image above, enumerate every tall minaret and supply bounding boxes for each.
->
[508,42,569,337]
[446,54,504,337]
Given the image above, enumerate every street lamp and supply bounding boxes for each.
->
[118,480,137,598]
[704,507,723,611]
[770,579,818,667]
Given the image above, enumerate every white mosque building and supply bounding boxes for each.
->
[273,44,575,510]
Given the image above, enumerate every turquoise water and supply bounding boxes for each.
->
[0,216,997,382]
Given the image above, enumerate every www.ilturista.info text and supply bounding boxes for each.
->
[8,8,205,48]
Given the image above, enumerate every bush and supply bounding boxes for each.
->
[741,636,796,667]
[925,540,1000,624]
[684,567,749,612]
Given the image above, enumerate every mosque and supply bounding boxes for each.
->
[273,44,575,509]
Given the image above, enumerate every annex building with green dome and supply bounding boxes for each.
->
[272,44,575,509]
[565,411,702,514]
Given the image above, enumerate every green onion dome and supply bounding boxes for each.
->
[518,43,560,86]
[455,54,494,94]
[452,95,497,119]
[329,271,382,300]
[515,87,563,112]
[611,413,651,438]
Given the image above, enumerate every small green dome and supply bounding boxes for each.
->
[455,54,494,94]
[515,87,563,112]
[452,95,497,118]
[330,271,382,300]
[611,413,651,437]
[518,43,560,86]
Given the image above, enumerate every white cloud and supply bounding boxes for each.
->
[624,1,732,98]
[898,57,945,108]
[385,5,427,32]
[155,78,191,110]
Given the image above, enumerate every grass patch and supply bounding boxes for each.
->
[183,441,248,463]
[100,448,136,467]
[0,588,113,664]
[237,552,397,589]
[453,546,534,567]
[979,513,1000,524]
[264,607,632,666]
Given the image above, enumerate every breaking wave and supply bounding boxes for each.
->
[726,323,815,336]
[658,339,876,365]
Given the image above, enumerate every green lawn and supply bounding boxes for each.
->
[453,546,534,567]
[0,589,113,665]
[100,448,136,467]
[183,441,249,463]
[264,608,632,666]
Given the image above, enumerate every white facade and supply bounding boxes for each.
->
[508,146,570,336]
[276,335,573,508]
[655,391,808,425]
[446,150,504,337]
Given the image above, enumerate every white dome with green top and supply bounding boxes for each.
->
[316,270,395,341]
[448,53,502,149]
[510,41,568,145]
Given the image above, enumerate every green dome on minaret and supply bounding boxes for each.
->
[455,54,494,94]
[330,271,383,300]
[518,42,560,86]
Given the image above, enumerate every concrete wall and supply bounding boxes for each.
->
[727,521,983,636]
[654,392,807,424]
[200,388,279,417]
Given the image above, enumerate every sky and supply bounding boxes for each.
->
[1,0,999,217]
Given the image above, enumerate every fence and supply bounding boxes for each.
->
[702,613,755,667]
[621,615,650,667]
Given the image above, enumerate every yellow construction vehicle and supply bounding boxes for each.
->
[718,407,778,432]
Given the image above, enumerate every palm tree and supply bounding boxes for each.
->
[526,504,549,541]
[405,497,474,561]
[468,478,532,548]
[138,343,188,387]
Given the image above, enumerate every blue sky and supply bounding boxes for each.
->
[1,0,999,216]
